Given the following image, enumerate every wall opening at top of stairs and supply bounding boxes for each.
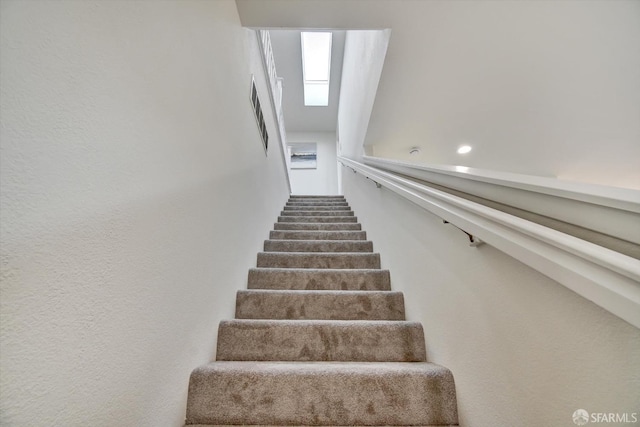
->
[268,29,351,195]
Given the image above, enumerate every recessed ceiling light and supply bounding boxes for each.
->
[457,145,472,154]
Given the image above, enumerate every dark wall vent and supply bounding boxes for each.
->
[250,76,268,154]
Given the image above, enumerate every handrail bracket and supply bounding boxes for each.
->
[443,220,485,247]
[367,177,382,189]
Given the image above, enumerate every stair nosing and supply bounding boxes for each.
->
[257,251,380,256]
[249,267,389,271]
[264,240,372,243]
[221,318,419,326]
[237,289,400,294]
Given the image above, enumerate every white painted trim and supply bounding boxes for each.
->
[339,156,640,329]
[256,30,292,193]
[363,156,640,210]
[363,156,640,244]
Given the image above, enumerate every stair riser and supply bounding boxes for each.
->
[274,223,362,231]
[257,253,380,269]
[284,206,351,211]
[235,290,405,320]
[269,231,367,240]
[286,202,349,206]
[247,268,391,291]
[264,240,373,253]
[281,211,355,217]
[278,216,358,223]
[289,196,345,199]
[283,211,353,216]
[217,320,426,362]
[289,199,347,203]
[186,362,458,426]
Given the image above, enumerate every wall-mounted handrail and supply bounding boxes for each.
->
[257,30,292,193]
[363,156,640,210]
[442,220,484,247]
[362,156,640,246]
[338,155,640,329]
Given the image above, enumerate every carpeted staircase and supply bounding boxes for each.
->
[185,195,459,426]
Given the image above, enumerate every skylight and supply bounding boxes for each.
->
[301,32,332,106]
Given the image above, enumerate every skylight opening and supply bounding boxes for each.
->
[301,32,332,106]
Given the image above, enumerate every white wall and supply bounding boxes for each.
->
[0,1,289,426]
[337,30,390,161]
[288,132,339,195]
[365,0,640,189]
[342,170,640,427]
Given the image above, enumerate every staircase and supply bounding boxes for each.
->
[185,195,459,426]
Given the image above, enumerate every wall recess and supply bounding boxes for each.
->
[250,76,268,154]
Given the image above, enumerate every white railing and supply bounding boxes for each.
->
[275,77,290,173]
[257,30,292,191]
[339,156,640,329]
[363,156,640,245]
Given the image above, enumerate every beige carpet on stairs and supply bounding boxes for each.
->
[185,195,459,426]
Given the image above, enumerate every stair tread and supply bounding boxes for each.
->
[266,239,370,242]
[281,211,355,216]
[236,289,405,320]
[187,425,456,426]
[187,362,457,426]
[218,319,419,327]
[264,239,373,253]
[217,319,425,362]
[237,289,400,295]
[247,268,391,291]
[286,201,349,205]
[286,204,350,208]
[284,206,351,210]
[288,200,347,202]
[258,251,379,255]
[283,206,351,208]
[248,267,389,273]
[274,223,362,230]
[269,230,367,240]
[192,360,451,373]
[278,216,358,223]
[257,252,381,269]
[288,197,346,199]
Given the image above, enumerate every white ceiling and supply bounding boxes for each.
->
[269,30,345,133]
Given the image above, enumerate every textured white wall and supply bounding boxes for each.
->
[288,132,339,195]
[0,1,289,426]
[342,170,640,427]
